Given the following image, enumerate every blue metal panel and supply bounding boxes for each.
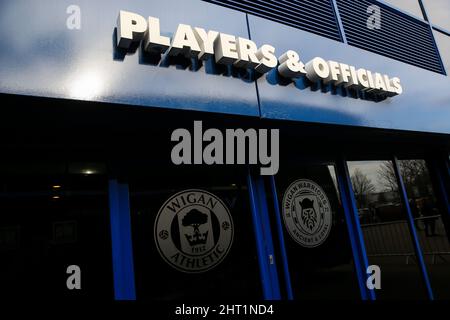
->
[391,156,434,299]
[0,0,449,134]
[336,0,445,74]
[203,0,342,41]
[335,157,375,300]
[269,176,294,300]
[108,179,136,300]
[0,0,258,117]
[248,14,450,134]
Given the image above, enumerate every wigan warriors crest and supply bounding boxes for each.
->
[282,179,332,248]
[154,189,233,273]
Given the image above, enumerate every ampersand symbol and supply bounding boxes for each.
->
[278,50,307,78]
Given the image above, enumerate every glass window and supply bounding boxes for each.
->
[129,166,262,300]
[0,159,112,299]
[348,160,428,299]
[422,0,450,31]
[433,30,450,75]
[399,159,450,299]
[383,0,424,20]
[273,162,360,299]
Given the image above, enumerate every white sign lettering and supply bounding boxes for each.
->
[116,10,403,97]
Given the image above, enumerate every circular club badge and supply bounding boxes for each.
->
[154,189,234,273]
[282,179,332,248]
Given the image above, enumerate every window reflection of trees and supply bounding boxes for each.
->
[350,160,436,225]
[348,160,427,298]
[350,162,402,225]
[350,159,450,291]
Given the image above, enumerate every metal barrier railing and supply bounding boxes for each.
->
[361,215,450,265]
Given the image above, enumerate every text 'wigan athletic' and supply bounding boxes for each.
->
[116,10,403,98]
[155,190,234,273]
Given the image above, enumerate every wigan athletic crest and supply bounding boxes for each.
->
[154,189,234,273]
[282,179,332,248]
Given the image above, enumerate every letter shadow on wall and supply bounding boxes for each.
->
[112,28,161,65]
[265,69,388,103]
[111,28,255,84]
[112,28,139,61]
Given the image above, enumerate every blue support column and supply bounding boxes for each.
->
[269,176,294,300]
[247,172,272,299]
[446,154,450,200]
[109,179,136,300]
[335,157,375,300]
[447,154,450,177]
[247,171,281,300]
[255,176,281,299]
[443,153,450,213]
[392,156,434,300]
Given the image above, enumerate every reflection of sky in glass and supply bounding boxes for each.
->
[347,161,394,193]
